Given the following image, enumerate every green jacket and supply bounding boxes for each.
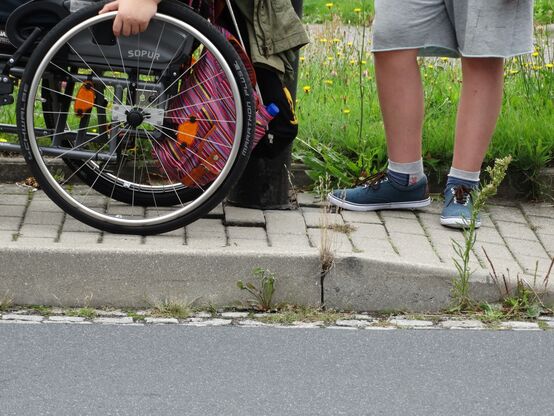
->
[232,0,309,82]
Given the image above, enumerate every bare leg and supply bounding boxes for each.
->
[374,49,424,163]
[452,57,504,172]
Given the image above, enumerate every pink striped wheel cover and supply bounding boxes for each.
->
[152,26,274,188]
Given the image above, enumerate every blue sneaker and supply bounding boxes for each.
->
[440,184,481,229]
[328,172,431,211]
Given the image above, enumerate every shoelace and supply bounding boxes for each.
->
[452,185,472,206]
[356,171,388,189]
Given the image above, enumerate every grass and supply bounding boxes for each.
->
[66,307,97,319]
[237,268,277,312]
[257,304,351,325]
[150,298,193,319]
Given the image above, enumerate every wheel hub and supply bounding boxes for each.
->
[126,108,145,128]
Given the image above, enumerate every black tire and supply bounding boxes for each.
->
[17,0,256,235]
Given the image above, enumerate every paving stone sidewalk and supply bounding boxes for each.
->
[0,183,553,311]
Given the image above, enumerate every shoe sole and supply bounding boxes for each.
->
[440,216,481,229]
[328,193,431,212]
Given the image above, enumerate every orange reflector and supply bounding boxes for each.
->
[74,81,96,117]
[177,117,199,147]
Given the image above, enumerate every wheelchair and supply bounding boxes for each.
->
[0,0,257,235]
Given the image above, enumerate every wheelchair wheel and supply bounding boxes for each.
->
[17,0,256,235]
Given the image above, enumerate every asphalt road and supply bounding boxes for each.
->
[1,324,553,416]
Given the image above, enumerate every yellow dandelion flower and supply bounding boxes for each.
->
[354,8,362,13]
[509,70,519,75]
[325,2,334,9]
[299,56,305,62]
[336,52,343,57]
[546,63,553,69]
[303,86,311,93]
[361,60,367,65]
[342,108,351,114]
[347,42,353,47]
[324,80,334,85]
[533,65,543,70]
[532,51,540,57]
[319,38,328,43]
[440,57,449,62]
[327,56,334,61]
[349,59,356,65]
[428,64,434,69]
[332,38,341,43]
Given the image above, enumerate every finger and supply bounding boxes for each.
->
[122,21,131,37]
[112,14,123,37]
[131,23,140,36]
[139,22,149,33]
[99,1,119,14]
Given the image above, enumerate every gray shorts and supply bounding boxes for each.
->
[372,0,534,58]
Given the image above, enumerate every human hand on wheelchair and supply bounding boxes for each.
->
[99,0,161,37]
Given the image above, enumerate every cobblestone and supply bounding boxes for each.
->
[2,205,26,218]
[340,210,381,225]
[92,317,134,324]
[307,228,353,254]
[224,206,265,226]
[382,217,426,236]
[302,208,344,229]
[495,221,538,242]
[390,319,434,328]
[1,314,43,322]
[439,320,485,329]
[19,224,58,238]
[335,319,372,328]
[145,317,179,324]
[221,312,249,318]
[487,205,527,224]
[265,211,306,235]
[500,321,541,331]
[47,316,87,323]
[58,232,100,245]
[227,226,268,249]
[189,318,232,326]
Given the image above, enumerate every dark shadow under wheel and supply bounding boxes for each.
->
[17,0,256,235]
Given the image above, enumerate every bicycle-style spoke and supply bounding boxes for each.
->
[151,125,220,173]
[164,94,234,114]
[149,69,227,111]
[145,127,196,205]
[153,123,234,149]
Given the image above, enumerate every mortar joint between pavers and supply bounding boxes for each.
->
[517,201,553,261]
[488,213,525,274]
[377,211,400,256]
[13,187,34,241]
[54,211,67,244]
[414,212,446,264]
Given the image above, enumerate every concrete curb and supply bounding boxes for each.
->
[0,243,508,312]
[325,255,499,312]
